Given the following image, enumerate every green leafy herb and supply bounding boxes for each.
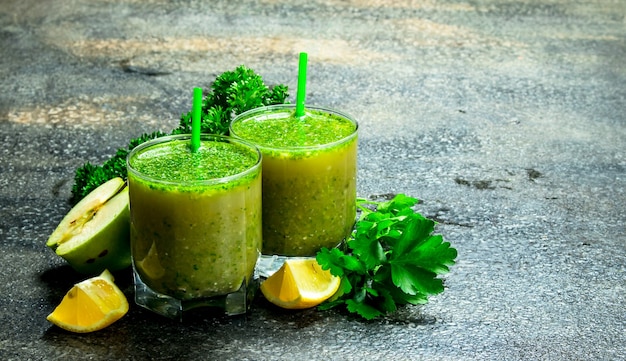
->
[316,194,457,320]
[71,131,167,202]
[173,65,289,135]
[70,66,289,203]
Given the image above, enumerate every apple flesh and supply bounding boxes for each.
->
[47,177,131,274]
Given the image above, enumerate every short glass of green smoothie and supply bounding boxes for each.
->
[230,104,358,257]
[126,134,262,319]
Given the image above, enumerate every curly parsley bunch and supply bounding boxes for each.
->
[71,66,289,203]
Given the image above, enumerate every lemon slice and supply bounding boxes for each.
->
[46,270,129,333]
[135,241,166,280]
[260,258,340,309]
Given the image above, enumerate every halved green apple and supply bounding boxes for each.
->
[47,177,131,274]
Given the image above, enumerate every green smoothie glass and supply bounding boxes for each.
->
[230,104,358,257]
[127,134,262,319]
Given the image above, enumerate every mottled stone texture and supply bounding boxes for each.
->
[1,0,624,360]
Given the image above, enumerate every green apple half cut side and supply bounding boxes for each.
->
[47,177,131,274]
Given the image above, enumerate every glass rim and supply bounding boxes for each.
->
[229,104,359,152]
[126,133,262,187]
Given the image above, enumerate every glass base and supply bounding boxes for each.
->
[257,254,319,278]
[133,271,258,320]
[257,240,348,278]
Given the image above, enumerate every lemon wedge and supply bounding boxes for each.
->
[260,258,340,309]
[46,269,129,333]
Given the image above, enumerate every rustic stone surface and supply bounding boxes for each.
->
[1,0,624,359]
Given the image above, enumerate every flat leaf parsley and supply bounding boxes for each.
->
[316,194,457,320]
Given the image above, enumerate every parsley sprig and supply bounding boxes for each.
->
[173,65,289,135]
[70,65,289,203]
[316,194,457,320]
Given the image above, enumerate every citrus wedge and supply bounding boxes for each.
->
[46,269,129,333]
[260,258,340,310]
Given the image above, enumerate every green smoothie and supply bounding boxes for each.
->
[230,105,358,256]
[127,135,262,301]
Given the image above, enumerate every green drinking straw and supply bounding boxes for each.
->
[191,87,202,152]
[295,52,308,118]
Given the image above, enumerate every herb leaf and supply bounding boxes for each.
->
[70,131,167,202]
[174,65,289,135]
[70,66,289,203]
[346,299,382,320]
[316,194,457,320]
[390,262,442,296]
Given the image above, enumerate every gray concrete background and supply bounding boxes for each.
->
[1,0,624,360]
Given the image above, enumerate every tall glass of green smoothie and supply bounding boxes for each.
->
[127,134,262,319]
[230,104,358,257]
